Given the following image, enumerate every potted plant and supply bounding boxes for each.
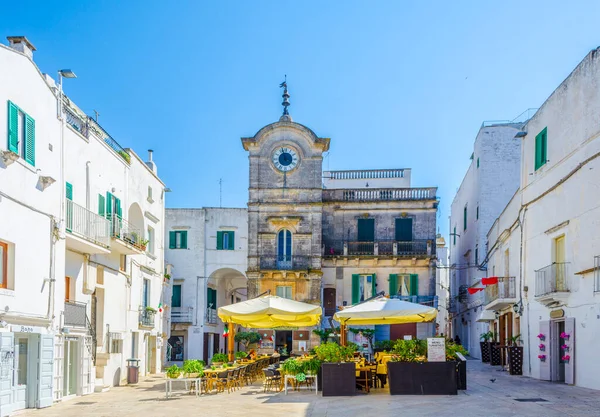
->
[489,332,502,366]
[235,351,249,361]
[211,353,228,367]
[479,331,493,363]
[387,339,458,395]
[182,359,205,378]
[315,342,356,396]
[508,334,523,375]
[166,364,182,379]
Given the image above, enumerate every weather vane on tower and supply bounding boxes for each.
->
[279,75,290,116]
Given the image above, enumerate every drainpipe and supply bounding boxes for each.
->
[46,218,57,323]
[85,161,91,210]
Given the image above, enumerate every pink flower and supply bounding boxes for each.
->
[539,344,545,350]
[538,354,546,360]
[560,332,570,339]
[561,344,569,350]
[537,333,545,340]
[561,355,571,362]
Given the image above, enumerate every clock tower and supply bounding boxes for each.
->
[241,82,330,311]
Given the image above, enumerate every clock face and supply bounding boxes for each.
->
[271,146,299,172]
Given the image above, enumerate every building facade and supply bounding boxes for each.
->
[0,36,165,415]
[164,208,247,364]
[449,121,523,357]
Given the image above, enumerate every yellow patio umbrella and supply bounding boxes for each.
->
[333,297,437,345]
[218,295,322,360]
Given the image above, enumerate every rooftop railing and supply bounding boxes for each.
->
[325,169,407,180]
[323,187,436,202]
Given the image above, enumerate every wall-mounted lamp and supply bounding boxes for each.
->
[494,311,500,319]
[512,302,523,315]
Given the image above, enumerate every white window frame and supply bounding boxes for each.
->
[359,275,374,302]
[276,286,293,299]
[147,226,155,255]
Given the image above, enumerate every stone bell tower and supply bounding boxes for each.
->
[241,81,330,305]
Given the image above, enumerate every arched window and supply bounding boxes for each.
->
[277,229,292,266]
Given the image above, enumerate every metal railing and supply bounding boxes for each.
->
[109,215,145,250]
[259,255,312,270]
[171,307,194,323]
[595,256,600,293]
[484,277,517,304]
[326,169,406,180]
[65,199,111,248]
[205,308,217,324]
[392,295,438,309]
[64,301,87,327]
[324,240,430,257]
[323,187,436,202]
[139,309,156,327]
[535,263,570,297]
[63,103,131,164]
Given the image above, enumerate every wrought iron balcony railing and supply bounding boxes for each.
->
[171,307,194,323]
[205,308,217,324]
[324,240,431,257]
[259,255,312,270]
[484,277,517,304]
[109,215,145,250]
[65,199,111,248]
[534,263,570,297]
[139,308,156,328]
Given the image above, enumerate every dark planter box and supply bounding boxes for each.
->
[456,359,467,390]
[387,361,458,395]
[508,346,523,375]
[321,363,356,396]
[480,341,491,363]
[490,343,502,366]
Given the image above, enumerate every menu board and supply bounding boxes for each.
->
[427,338,446,362]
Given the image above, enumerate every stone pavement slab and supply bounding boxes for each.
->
[14,360,600,417]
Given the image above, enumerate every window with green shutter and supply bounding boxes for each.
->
[395,218,413,241]
[351,274,360,305]
[24,114,35,166]
[463,206,467,231]
[371,273,377,297]
[357,218,375,242]
[65,182,73,233]
[98,194,105,217]
[217,231,235,250]
[409,274,418,296]
[389,274,398,296]
[7,101,19,153]
[65,182,73,200]
[207,288,217,309]
[453,227,456,245]
[535,127,548,170]
[476,205,479,220]
[170,231,188,249]
[6,101,35,166]
[477,157,480,168]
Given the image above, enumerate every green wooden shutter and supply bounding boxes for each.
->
[535,128,547,170]
[357,219,375,242]
[65,182,73,200]
[169,231,176,249]
[351,274,360,304]
[98,194,105,217]
[453,227,456,245]
[216,231,223,250]
[371,273,377,297]
[395,218,413,241]
[180,231,188,249]
[541,129,547,166]
[228,231,235,250]
[115,198,122,219]
[172,285,182,308]
[409,274,418,296]
[105,192,113,219]
[7,101,19,153]
[389,274,398,296]
[24,114,35,166]
[463,206,467,231]
[208,288,217,309]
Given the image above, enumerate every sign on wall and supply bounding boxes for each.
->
[427,338,446,362]
[10,325,46,334]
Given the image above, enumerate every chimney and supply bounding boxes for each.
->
[7,36,36,60]
[145,149,157,174]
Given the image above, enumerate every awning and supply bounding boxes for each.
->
[333,297,437,326]
[476,310,496,322]
[217,295,322,328]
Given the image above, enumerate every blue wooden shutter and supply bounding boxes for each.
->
[169,231,176,249]
[98,194,105,217]
[7,101,19,153]
[180,231,188,249]
[352,274,360,304]
[409,274,418,296]
[217,231,223,250]
[285,230,292,258]
[24,114,35,165]
[389,274,398,296]
[371,273,377,297]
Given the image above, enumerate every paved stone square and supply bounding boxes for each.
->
[15,360,600,417]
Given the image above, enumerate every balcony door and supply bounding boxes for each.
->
[554,236,565,290]
[323,288,336,316]
[277,229,292,268]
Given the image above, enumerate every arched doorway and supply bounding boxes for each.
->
[127,203,145,248]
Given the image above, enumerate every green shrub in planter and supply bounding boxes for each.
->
[182,359,205,377]
[390,339,427,363]
[211,353,229,364]
[314,342,354,363]
[235,351,248,360]
[166,365,182,379]
[280,358,303,375]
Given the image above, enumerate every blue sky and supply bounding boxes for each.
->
[3,1,599,236]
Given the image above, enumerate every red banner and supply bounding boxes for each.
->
[481,277,498,285]
[467,287,484,295]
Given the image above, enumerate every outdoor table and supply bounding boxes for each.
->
[165,377,202,399]
[355,366,373,393]
[284,374,318,395]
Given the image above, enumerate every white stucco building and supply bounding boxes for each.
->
[164,208,247,365]
[0,36,165,415]
[436,235,450,337]
[449,121,523,357]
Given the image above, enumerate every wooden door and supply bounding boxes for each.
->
[499,314,507,346]
[323,288,336,316]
